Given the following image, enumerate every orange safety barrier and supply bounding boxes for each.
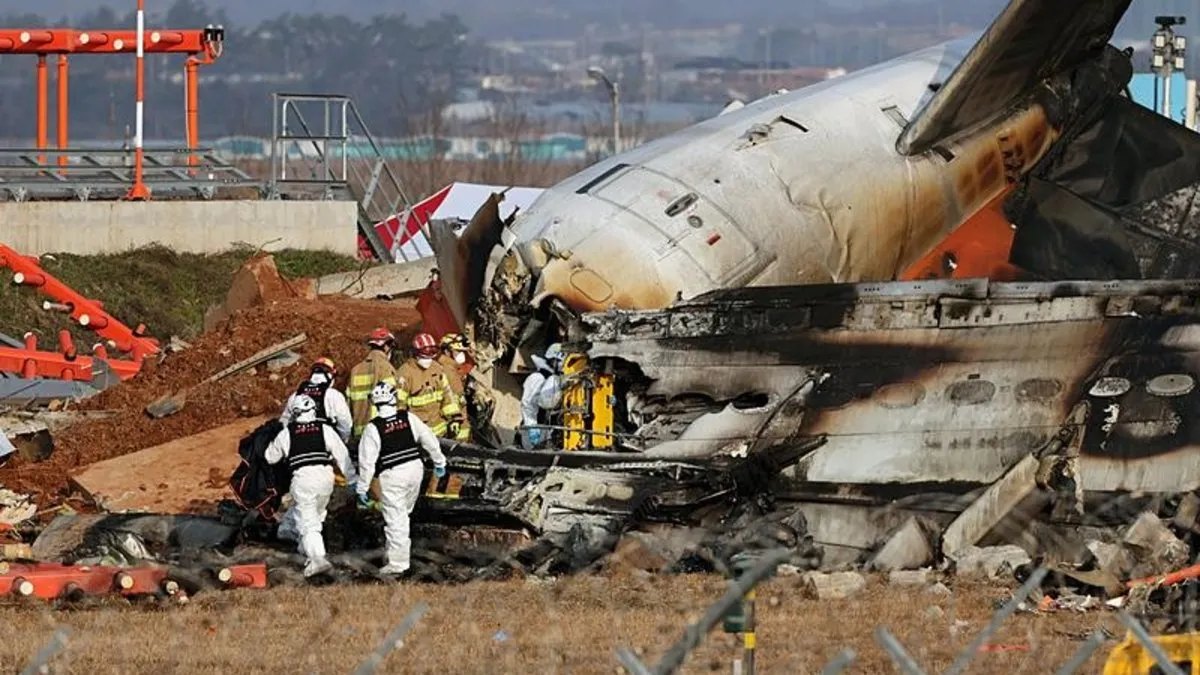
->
[0,244,159,362]
[0,28,218,55]
[216,563,269,589]
[0,26,224,175]
[0,562,268,600]
[0,331,142,381]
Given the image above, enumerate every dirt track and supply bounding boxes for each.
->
[0,295,422,506]
[0,575,1120,674]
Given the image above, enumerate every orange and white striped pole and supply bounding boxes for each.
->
[125,0,149,199]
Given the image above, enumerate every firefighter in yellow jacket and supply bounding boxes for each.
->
[436,333,473,442]
[396,332,463,438]
[346,328,400,442]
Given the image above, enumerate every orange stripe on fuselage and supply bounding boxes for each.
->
[898,187,1023,282]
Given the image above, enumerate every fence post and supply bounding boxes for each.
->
[20,627,71,675]
[351,603,430,675]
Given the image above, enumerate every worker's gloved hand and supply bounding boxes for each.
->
[527,427,544,447]
[356,491,372,510]
[433,464,447,478]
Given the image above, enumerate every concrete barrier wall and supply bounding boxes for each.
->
[316,256,437,298]
[0,200,358,256]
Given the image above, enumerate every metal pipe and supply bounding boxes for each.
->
[35,55,46,164]
[125,1,149,200]
[185,57,198,168]
[11,576,33,596]
[648,549,788,675]
[1165,63,1175,120]
[1187,79,1197,130]
[612,81,621,153]
[56,54,68,168]
[742,585,756,674]
[57,330,76,360]
[78,312,108,329]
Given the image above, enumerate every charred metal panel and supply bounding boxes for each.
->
[580,279,1200,492]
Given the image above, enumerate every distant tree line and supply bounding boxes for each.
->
[0,0,478,143]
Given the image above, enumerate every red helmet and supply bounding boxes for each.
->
[312,357,336,375]
[412,332,439,358]
[366,327,395,348]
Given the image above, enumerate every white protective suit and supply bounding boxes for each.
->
[276,373,353,543]
[265,416,357,576]
[520,353,563,449]
[354,405,446,575]
[279,373,353,443]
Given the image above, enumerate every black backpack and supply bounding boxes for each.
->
[229,419,291,519]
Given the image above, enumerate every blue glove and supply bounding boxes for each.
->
[356,491,372,509]
[527,427,544,447]
[433,464,447,478]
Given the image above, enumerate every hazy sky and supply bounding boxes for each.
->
[0,0,1176,42]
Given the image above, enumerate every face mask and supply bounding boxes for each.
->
[310,372,330,386]
[454,352,467,365]
[417,358,434,369]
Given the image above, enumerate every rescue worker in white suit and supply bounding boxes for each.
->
[277,357,353,544]
[354,382,447,576]
[279,357,353,442]
[265,394,358,578]
[520,343,564,449]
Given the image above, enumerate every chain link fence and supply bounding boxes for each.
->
[5,556,1192,675]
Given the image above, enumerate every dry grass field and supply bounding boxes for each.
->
[0,573,1126,674]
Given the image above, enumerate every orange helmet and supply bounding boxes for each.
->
[412,332,439,358]
[312,357,336,375]
[366,327,395,348]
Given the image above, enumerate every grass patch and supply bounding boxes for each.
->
[0,245,363,343]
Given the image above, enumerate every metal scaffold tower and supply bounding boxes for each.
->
[269,93,412,262]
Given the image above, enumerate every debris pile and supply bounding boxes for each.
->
[0,260,421,507]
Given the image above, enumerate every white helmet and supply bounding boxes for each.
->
[370,382,398,407]
[291,394,317,418]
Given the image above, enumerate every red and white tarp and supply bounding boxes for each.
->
[359,182,545,261]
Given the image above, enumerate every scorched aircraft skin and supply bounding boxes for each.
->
[430,0,1200,496]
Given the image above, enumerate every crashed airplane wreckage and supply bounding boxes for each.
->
[397,0,1200,573]
[428,278,1200,570]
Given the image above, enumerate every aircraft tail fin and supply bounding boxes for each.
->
[897,0,1132,156]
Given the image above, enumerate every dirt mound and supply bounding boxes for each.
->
[202,253,318,332]
[0,295,422,505]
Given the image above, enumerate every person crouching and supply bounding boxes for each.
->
[354,382,447,577]
[265,394,358,578]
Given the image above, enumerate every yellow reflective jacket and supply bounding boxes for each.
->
[396,359,461,437]
[436,354,471,441]
[347,349,398,437]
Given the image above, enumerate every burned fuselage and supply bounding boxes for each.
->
[426,0,1200,512]
[577,278,1200,495]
